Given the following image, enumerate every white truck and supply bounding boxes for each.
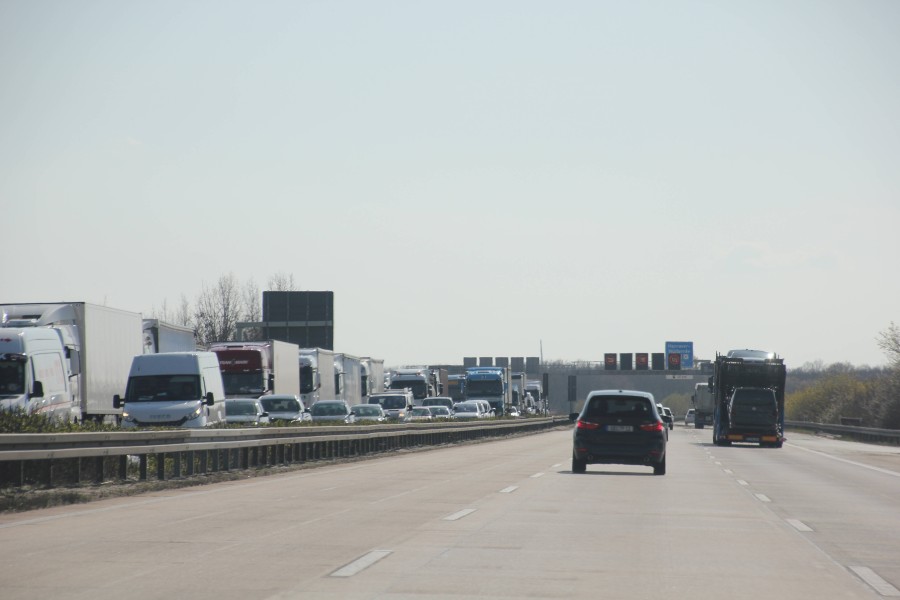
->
[209,340,300,398]
[142,319,196,354]
[334,353,362,405]
[299,347,336,406]
[0,302,143,423]
[0,327,76,422]
[114,351,227,428]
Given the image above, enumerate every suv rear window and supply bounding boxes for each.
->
[584,396,653,418]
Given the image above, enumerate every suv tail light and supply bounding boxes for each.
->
[640,421,664,432]
[576,420,600,430]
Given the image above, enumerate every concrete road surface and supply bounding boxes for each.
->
[2,425,899,599]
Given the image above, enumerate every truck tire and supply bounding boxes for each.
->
[572,454,587,474]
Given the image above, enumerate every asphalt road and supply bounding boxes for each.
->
[1,425,899,600]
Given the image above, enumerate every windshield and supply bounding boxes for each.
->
[221,372,264,396]
[311,402,347,416]
[299,365,315,394]
[390,380,427,399]
[455,403,477,412]
[376,396,408,409]
[260,397,300,413]
[226,401,259,416]
[733,389,776,406]
[125,375,201,402]
[0,359,26,396]
[466,379,502,396]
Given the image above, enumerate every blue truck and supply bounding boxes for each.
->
[464,366,511,416]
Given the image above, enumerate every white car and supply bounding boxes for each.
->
[225,398,270,426]
[452,401,490,419]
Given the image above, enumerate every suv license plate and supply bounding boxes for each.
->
[607,425,633,432]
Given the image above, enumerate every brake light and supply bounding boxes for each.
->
[576,420,600,430]
[640,422,664,432]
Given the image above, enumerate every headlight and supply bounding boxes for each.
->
[122,411,134,422]
[188,405,203,420]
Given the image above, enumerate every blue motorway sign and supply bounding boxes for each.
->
[665,341,694,369]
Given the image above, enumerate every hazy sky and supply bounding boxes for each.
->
[2,1,898,368]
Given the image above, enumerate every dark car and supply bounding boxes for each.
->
[570,390,667,475]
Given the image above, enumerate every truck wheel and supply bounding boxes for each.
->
[572,454,587,474]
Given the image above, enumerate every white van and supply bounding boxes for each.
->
[115,352,226,428]
[0,328,77,422]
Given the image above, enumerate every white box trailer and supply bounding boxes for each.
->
[334,353,362,405]
[142,319,196,354]
[0,302,144,422]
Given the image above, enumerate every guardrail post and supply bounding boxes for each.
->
[173,453,182,479]
[94,457,104,483]
[139,455,148,480]
[118,456,127,481]
[186,451,195,476]
[157,453,166,481]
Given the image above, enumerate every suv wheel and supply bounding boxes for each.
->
[572,453,587,474]
[653,456,666,476]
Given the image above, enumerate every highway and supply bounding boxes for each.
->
[1,425,899,600]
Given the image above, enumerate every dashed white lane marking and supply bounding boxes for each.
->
[723,469,733,475]
[736,479,749,486]
[754,493,771,503]
[552,463,563,468]
[850,566,900,596]
[444,509,476,521]
[499,486,518,494]
[786,519,813,532]
[331,550,392,577]
[530,472,545,478]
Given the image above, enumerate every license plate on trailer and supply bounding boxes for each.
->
[744,436,760,443]
[606,425,633,432]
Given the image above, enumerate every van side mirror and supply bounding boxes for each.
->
[206,392,215,406]
[30,381,44,399]
[113,394,122,409]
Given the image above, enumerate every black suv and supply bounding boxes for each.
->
[570,390,667,475]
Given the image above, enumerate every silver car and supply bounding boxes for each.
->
[310,400,357,424]
[259,394,311,423]
[224,398,270,426]
[351,403,387,423]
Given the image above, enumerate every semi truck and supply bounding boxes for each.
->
[710,350,786,447]
[389,367,435,402]
[209,340,300,398]
[691,382,714,428]
[360,358,385,403]
[333,353,362,405]
[526,379,544,414]
[142,319,196,354]
[465,366,512,416]
[299,347,336,406]
[447,374,466,402]
[0,302,144,423]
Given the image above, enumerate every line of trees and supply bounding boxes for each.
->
[786,322,900,429]
[149,272,298,346]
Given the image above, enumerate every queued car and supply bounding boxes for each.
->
[570,390,667,475]
[310,400,356,424]
[406,406,434,422]
[452,401,490,419]
[351,403,387,423]
[225,398,270,426]
[422,397,454,412]
[259,394,311,423]
[662,406,675,430]
[427,405,453,419]
[508,406,521,418]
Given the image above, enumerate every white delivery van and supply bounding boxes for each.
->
[114,352,226,428]
[0,328,77,422]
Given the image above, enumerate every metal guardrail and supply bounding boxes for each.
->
[786,420,900,445]
[0,417,571,488]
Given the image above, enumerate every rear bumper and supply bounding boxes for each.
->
[573,441,665,466]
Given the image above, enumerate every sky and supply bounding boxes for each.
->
[2,1,899,369]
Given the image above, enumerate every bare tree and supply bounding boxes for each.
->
[268,272,297,291]
[194,273,243,345]
[877,322,900,367]
[175,294,192,327]
[241,278,262,341]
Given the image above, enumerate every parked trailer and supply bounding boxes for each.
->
[0,302,143,422]
[142,319,196,354]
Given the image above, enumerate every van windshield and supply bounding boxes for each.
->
[379,396,408,409]
[0,359,26,396]
[126,375,201,402]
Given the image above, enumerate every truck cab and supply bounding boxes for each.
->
[0,328,78,422]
